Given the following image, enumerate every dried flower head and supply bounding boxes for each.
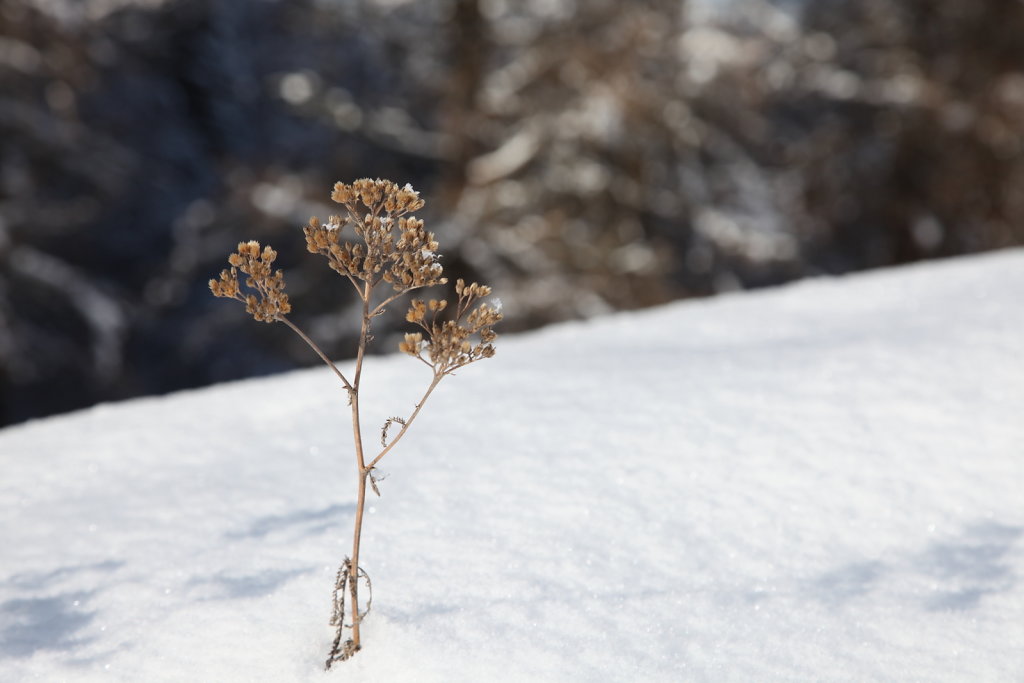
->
[401,278,502,375]
[304,179,444,293]
[209,240,291,322]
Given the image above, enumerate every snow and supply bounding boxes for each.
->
[2,249,1023,681]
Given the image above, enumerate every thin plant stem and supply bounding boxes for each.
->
[347,280,374,649]
[353,281,372,390]
[368,373,442,470]
[348,468,368,648]
[274,305,371,650]
[371,287,421,318]
[370,292,406,317]
[276,315,353,393]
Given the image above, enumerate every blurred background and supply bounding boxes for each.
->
[2,0,1023,427]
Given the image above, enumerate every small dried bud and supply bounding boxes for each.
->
[406,299,427,323]
[331,182,354,205]
[399,332,424,356]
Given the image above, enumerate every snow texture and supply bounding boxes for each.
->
[2,250,1023,681]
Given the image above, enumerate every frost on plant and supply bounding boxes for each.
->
[209,178,501,668]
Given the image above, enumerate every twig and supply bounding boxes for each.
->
[367,374,443,470]
[276,316,353,393]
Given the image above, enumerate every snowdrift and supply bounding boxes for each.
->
[2,250,1023,681]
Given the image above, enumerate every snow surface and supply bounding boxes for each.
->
[2,250,1023,682]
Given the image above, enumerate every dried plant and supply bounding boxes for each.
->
[210,178,501,667]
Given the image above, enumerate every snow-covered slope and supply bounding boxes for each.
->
[2,250,1023,681]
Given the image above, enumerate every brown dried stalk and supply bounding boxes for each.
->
[209,178,500,667]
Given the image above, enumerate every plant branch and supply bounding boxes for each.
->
[370,290,411,317]
[367,373,443,470]
[345,273,362,297]
[276,315,353,393]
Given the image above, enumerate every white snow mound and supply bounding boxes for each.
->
[2,249,1023,681]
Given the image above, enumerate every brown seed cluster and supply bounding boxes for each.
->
[303,179,446,292]
[209,240,291,323]
[400,279,502,375]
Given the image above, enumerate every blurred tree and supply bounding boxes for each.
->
[789,0,1024,270]
[0,0,1022,426]
[0,0,419,424]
